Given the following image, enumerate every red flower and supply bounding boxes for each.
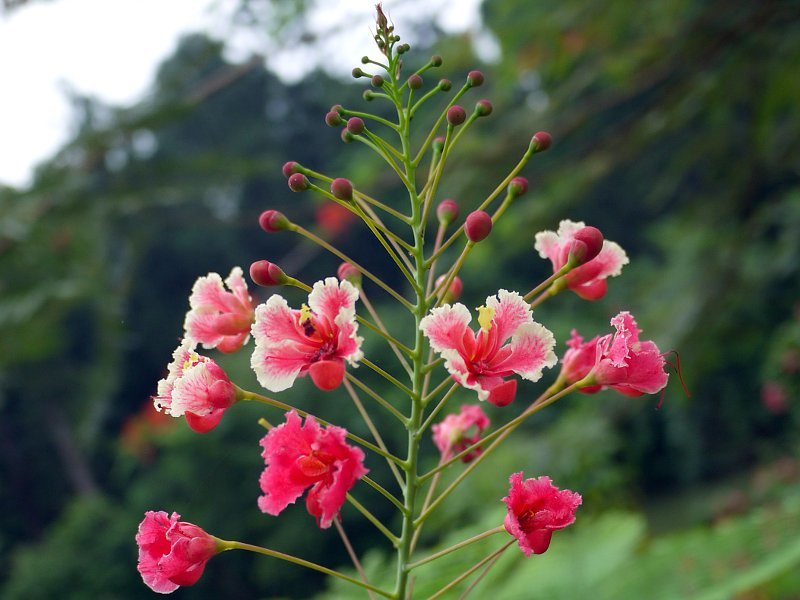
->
[136,511,220,593]
[432,404,490,462]
[502,473,582,556]
[258,411,368,529]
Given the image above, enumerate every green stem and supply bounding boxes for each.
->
[356,314,415,359]
[362,357,415,397]
[345,373,409,424]
[418,382,460,436]
[359,289,414,375]
[426,541,514,600]
[347,492,400,545]
[407,526,505,570]
[523,262,574,301]
[334,518,377,600]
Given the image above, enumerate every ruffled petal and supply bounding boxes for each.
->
[420,303,472,354]
[485,289,533,343]
[495,321,558,383]
[308,277,359,323]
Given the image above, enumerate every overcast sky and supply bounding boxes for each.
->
[0,0,487,188]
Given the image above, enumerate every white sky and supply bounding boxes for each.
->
[0,0,488,188]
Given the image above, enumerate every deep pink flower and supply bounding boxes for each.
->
[561,311,669,397]
[534,219,628,300]
[258,411,368,529]
[184,267,255,353]
[154,339,237,433]
[503,473,582,556]
[432,404,490,462]
[420,289,557,406]
[250,278,363,392]
[136,511,220,593]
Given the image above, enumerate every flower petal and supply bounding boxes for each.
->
[485,289,533,343]
[495,322,558,383]
[420,303,472,354]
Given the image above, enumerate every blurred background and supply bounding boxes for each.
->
[1,0,799,598]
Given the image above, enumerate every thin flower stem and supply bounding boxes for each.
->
[424,224,446,297]
[523,262,574,301]
[354,134,414,188]
[419,125,454,227]
[343,378,406,489]
[334,518,377,600]
[426,541,514,600]
[362,357,415,397]
[357,315,415,361]
[528,289,553,310]
[418,382,460,436]
[412,81,473,167]
[457,542,508,600]
[222,540,393,598]
[428,242,474,307]
[422,376,452,406]
[407,526,505,570]
[422,357,445,375]
[362,475,407,514]
[238,386,405,465]
[410,85,446,118]
[365,127,406,161]
[359,289,414,375]
[409,467,442,555]
[346,373,409,424]
[291,225,413,310]
[341,108,399,132]
[347,492,400,545]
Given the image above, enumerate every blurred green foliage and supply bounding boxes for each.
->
[1,0,799,597]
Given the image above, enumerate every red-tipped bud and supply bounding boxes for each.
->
[309,359,345,391]
[346,117,365,135]
[341,129,354,143]
[258,209,290,233]
[287,173,309,192]
[464,210,493,242]
[432,136,446,154]
[436,199,459,225]
[438,79,452,91]
[571,226,604,263]
[249,260,286,287]
[325,111,343,127]
[282,161,300,178]
[435,274,463,303]
[431,54,443,67]
[531,131,552,152]
[337,262,361,286]
[330,104,344,115]
[352,67,365,78]
[371,74,384,87]
[330,178,353,200]
[447,105,467,126]
[408,74,423,90]
[508,176,529,198]
[467,70,484,87]
[475,99,493,117]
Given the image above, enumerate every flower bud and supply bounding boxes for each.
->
[508,176,528,198]
[467,70,484,87]
[330,104,344,115]
[408,74,423,90]
[438,79,452,92]
[346,117,365,135]
[282,161,300,178]
[431,54,443,67]
[249,260,286,287]
[330,178,353,200]
[361,55,370,64]
[258,209,290,233]
[475,99,493,117]
[341,129,354,143]
[363,90,375,102]
[288,173,309,192]
[531,131,552,152]
[570,226,604,263]
[432,136,446,154]
[464,210,493,242]
[435,274,463,303]
[337,262,361,286]
[371,74,384,87]
[352,67,365,78]
[436,199,459,225]
[325,111,343,127]
[447,105,467,126]
[397,43,410,54]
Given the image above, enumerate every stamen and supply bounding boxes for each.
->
[477,305,495,331]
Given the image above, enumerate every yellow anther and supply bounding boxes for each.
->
[477,305,495,331]
[299,304,313,323]
[183,352,200,371]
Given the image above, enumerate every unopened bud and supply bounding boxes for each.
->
[508,176,528,197]
[337,262,361,286]
[288,173,309,192]
[361,55,370,64]
[438,79,452,92]
[432,136,446,154]
[467,70,484,87]
[531,131,552,152]
[282,161,300,178]
[330,178,353,200]
[475,99,493,117]
[249,260,286,287]
[447,105,467,126]
[431,54,443,67]
[408,74,423,90]
[371,74,384,87]
[464,210,493,242]
[435,274,463,303]
[352,67,365,78]
[436,199,459,225]
[258,209,290,233]
[397,43,410,54]
[571,226,604,263]
[325,111,343,127]
[346,117,365,135]
[341,129,354,143]
[330,104,344,115]
[363,90,375,102]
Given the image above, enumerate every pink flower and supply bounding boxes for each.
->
[184,267,255,353]
[502,473,582,556]
[258,411,368,529]
[250,277,363,392]
[534,219,628,300]
[154,339,237,433]
[561,311,669,397]
[136,510,220,593]
[420,289,557,406]
[432,404,490,462]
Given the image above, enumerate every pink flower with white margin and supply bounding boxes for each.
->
[420,290,557,406]
[250,277,363,392]
[561,311,669,397]
[535,219,629,301]
[432,404,490,462]
[259,410,368,529]
[503,473,582,556]
[136,510,221,593]
[154,339,237,433]
[184,267,255,353]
